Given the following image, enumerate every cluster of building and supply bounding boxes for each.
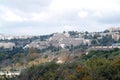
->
[109,27,120,32]
[89,46,120,51]
[93,31,120,41]
[1,27,120,50]
[97,27,120,41]
[25,27,120,50]
[0,71,20,78]
[0,42,15,49]
[0,34,33,40]
[24,40,49,49]
[24,33,91,49]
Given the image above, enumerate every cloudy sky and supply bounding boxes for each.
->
[0,0,120,35]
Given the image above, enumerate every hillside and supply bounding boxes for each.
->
[0,28,120,79]
[8,48,120,80]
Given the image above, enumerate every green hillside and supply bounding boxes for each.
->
[7,48,120,80]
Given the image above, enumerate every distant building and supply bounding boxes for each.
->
[112,33,120,41]
[0,42,15,49]
[48,33,91,48]
[24,41,49,49]
[109,27,120,32]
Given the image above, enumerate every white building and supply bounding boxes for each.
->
[0,42,15,49]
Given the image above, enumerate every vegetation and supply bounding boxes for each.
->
[1,30,120,80]
[6,48,120,80]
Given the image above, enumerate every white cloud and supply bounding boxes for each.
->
[0,0,120,35]
[0,5,50,22]
[48,0,120,21]
[78,11,88,18]
[49,0,120,12]
[1,0,120,22]
[62,25,79,31]
[1,10,23,22]
[93,11,102,18]
[0,5,23,22]
[30,12,50,22]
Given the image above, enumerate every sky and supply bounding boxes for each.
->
[0,0,120,35]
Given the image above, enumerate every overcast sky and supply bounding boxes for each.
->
[0,0,120,35]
